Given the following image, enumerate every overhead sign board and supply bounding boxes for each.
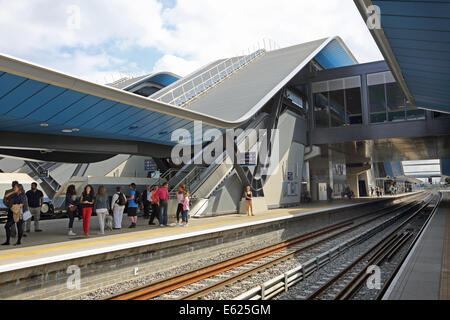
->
[238,152,257,167]
[144,159,158,171]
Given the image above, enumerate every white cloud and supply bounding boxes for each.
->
[152,54,203,77]
[0,0,383,82]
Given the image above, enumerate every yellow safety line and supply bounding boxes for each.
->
[0,211,295,260]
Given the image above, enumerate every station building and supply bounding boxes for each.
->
[0,3,449,218]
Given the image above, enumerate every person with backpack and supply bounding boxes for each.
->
[111,187,126,230]
[127,183,139,228]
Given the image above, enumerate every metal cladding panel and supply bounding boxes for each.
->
[46,95,101,123]
[384,161,403,178]
[0,73,27,97]
[0,71,190,146]
[186,38,351,122]
[442,159,450,176]
[145,73,179,87]
[371,0,450,114]
[0,78,48,113]
[81,103,131,129]
[315,39,356,69]
[6,85,67,117]
[27,90,87,121]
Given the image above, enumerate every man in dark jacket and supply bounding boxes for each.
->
[3,181,18,239]
[142,185,152,219]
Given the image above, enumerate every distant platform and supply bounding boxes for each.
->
[384,191,450,300]
[0,193,418,274]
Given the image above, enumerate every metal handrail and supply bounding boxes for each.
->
[156,50,265,107]
[155,38,280,108]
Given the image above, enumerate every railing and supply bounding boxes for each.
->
[155,39,280,108]
[169,166,208,197]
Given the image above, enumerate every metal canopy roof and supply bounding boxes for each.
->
[354,0,450,114]
[0,37,356,146]
[184,37,357,122]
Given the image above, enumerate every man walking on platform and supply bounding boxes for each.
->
[25,183,44,233]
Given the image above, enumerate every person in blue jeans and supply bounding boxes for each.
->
[182,191,190,227]
[156,182,170,227]
[127,183,139,228]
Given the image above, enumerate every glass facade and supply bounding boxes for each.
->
[368,71,425,123]
[433,111,450,119]
[313,76,362,128]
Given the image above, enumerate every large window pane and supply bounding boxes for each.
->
[434,112,450,119]
[369,84,387,123]
[407,102,426,120]
[386,83,405,121]
[345,87,362,124]
[314,92,329,128]
[329,89,346,127]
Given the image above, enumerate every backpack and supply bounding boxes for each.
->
[134,191,142,205]
[116,193,127,206]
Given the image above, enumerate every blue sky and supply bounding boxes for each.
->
[0,0,382,83]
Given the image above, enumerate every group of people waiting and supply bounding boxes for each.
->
[64,182,191,237]
[2,181,44,246]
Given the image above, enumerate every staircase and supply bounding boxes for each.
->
[24,161,61,199]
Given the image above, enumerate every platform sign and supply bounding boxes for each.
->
[39,170,49,178]
[144,159,158,172]
[287,172,294,181]
[238,152,257,167]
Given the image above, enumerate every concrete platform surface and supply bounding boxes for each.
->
[384,191,450,300]
[0,193,417,273]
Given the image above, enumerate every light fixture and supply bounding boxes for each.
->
[40,123,49,127]
[62,129,73,133]
[72,128,80,132]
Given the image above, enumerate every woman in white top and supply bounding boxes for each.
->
[111,187,126,230]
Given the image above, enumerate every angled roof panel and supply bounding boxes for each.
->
[354,0,450,114]
[184,37,357,122]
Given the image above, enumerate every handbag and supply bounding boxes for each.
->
[23,210,32,221]
[11,204,23,223]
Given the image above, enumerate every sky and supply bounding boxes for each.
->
[0,0,383,84]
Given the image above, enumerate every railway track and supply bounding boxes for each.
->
[305,193,442,300]
[107,193,427,301]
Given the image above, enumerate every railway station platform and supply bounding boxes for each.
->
[0,193,419,299]
[384,191,450,300]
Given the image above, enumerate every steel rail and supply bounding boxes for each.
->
[307,194,438,300]
[108,193,425,300]
[177,197,426,300]
[108,221,352,300]
[233,193,430,300]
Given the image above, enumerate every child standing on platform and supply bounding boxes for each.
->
[182,191,190,227]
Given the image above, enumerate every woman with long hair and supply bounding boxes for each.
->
[244,185,254,217]
[65,185,79,236]
[95,186,110,235]
[2,184,27,246]
[80,185,95,236]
